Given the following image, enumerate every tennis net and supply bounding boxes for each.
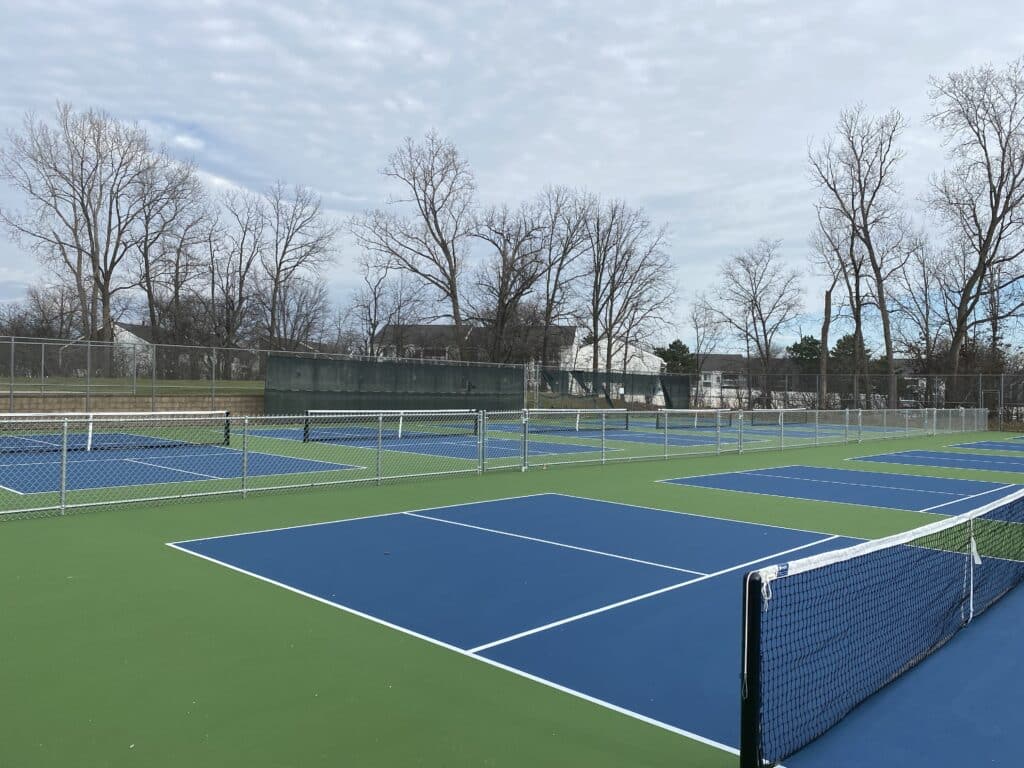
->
[303,410,479,443]
[748,408,809,426]
[654,409,732,430]
[0,411,231,454]
[740,487,1024,767]
[525,408,629,434]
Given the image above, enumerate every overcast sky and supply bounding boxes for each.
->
[1,0,1023,347]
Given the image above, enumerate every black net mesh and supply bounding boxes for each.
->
[745,491,1024,765]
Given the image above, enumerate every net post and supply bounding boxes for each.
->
[478,411,486,474]
[59,418,68,515]
[86,414,94,452]
[376,414,383,485]
[241,416,249,498]
[740,571,764,768]
[663,409,669,459]
[601,413,607,464]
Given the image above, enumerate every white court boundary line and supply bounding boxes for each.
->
[735,471,963,497]
[166,512,847,758]
[125,458,221,480]
[850,450,1024,472]
[468,535,840,654]
[404,511,706,576]
[917,484,1017,513]
[165,540,742,756]
[6,452,364,496]
[658,466,1016,514]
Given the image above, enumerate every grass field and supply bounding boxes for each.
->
[0,428,1008,768]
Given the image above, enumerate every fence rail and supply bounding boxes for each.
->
[0,407,988,520]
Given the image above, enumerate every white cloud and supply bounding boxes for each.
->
[0,0,1022,344]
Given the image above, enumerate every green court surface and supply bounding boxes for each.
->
[0,429,1007,768]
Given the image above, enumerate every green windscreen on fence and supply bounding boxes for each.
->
[265,354,524,413]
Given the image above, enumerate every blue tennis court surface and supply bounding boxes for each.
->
[856,449,1024,473]
[249,427,601,460]
[0,445,356,494]
[954,440,1024,452]
[786,573,1024,768]
[171,493,855,752]
[663,465,1017,514]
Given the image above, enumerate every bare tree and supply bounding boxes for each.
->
[892,237,947,405]
[132,154,209,343]
[260,182,337,348]
[204,190,266,354]
[714,239,803,405]
[470,203,545,362]
[581,198,674,396]
[927,57,1024,379]
[689,292,725,375]
[0,104,155,339]
[813,206,873,405]
[347,253,429,356]
[536,186,590,367]
[273,276,330,350]
[809,104,910,406]
[351,131,476,357]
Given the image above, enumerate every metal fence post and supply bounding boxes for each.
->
[780,410,785,451]
[738,412,744,453]
[59,418,68,515]
[858,409,863,443]
[905,410,910,438]
[716,410,722,455]
[241,417,249,498]
[151,347,157,411]
[85,340,91,412]
[814,409,819,446]
[211,348,218,410]
[8,337,14,412]
[377,414,383,485]
[844,408,849,444]
[40,343,45,394]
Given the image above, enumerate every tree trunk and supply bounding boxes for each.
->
[819,286,832,408]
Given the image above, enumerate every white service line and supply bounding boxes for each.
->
[917,484,1018,514]
[165,540,741,756]
[745,471,963,497]
[404,511,706,576]
[467,534,841,654]
[124,458,222,480]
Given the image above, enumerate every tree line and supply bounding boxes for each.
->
[2,55,1023,393]
[654,56,1024,405]
[0,112,677,377]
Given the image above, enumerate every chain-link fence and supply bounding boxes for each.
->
[0,407,988,520]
